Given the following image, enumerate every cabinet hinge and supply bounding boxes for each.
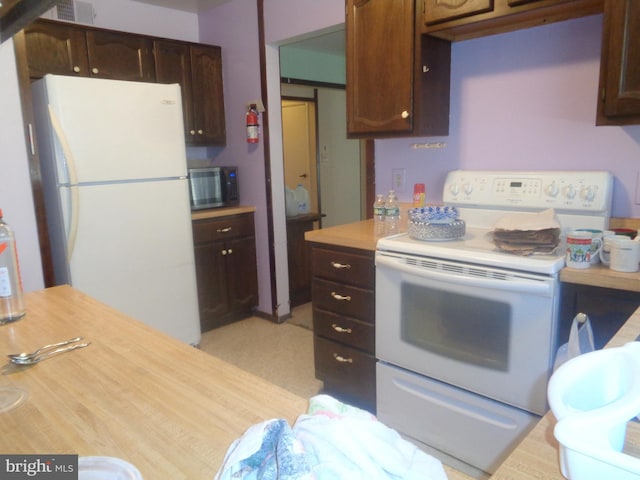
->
[601,87,606,102]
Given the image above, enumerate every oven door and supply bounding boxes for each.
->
[375,250,560,415]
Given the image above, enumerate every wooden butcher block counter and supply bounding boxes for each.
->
[0,285,306,479]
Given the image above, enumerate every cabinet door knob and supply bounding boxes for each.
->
[333,353,353,363]
[91,67,99,74]
[331,292,351,302]
[197,129,204,135]
[401,110,409,119]
[330,261,351,269]
[331,324,352,334]
[221,249,227,255]
[190,130,196,136]
[216,227,232,233]
[227,248,233,255]
[73,66,81,73]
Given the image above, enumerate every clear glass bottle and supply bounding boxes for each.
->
[373,193,386,237]
[0,209,25,324]
[385,190,400,236]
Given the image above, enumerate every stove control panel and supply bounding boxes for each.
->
[443,170,613,213]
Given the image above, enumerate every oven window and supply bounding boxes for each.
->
[401,283,511,371]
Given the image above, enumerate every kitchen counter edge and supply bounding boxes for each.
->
[191,205,256,221]
[305,218,640,291]
[304,219,382,251]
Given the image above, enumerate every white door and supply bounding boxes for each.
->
[282,99,318,213]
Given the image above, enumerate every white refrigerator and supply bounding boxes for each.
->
[31,74,201,345]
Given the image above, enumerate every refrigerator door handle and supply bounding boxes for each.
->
[48,105,80,260]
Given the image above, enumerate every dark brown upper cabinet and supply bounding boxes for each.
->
[422,0,604,42]
[597,0,640,125]
[24,19,154,82]
[346,0,451,138]
[154,41,226,146]
[22,19,226,145]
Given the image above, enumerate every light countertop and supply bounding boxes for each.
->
[0,285,306,478]
[305,218,382,251]
[191,205,256,221]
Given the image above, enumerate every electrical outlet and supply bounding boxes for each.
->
[392,168,406,192]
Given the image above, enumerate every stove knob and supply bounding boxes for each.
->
[463,182,473,195]
[562,184,577,199]
[544,182,559,197]
[580,185,596,202]
[449,183,460,196]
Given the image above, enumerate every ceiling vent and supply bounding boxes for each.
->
[43,0,94,24]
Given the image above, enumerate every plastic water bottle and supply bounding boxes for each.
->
[295,184,310,214]
[385,190,400,236]
[0,209,25,324]
[373,194,386,237]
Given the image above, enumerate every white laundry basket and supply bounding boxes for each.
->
[547,341,640,480]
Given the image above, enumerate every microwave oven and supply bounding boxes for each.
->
[187,167,239,210]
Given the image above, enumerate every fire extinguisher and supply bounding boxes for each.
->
[246,105,259,143]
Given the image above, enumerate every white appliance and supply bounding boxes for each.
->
[31,74,201,346]
[375,170,613,477]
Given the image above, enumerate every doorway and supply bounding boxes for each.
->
[282,95,322,307]
[282,97,319,214]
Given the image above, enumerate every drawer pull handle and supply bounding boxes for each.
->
[333,353,353,363]
[330,261,351,269]
[331,292,351,301]
[332,324,352,334]
[217,227,232,233]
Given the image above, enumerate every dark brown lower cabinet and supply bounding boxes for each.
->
[192,213,258,332]
[560,282,640,349]
[310,243,376,413]
[287,213,323,307]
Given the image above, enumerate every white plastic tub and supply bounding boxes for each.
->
[547,342,640,480]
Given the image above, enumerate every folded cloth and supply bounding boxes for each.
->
[294,395,447,480]
[214,395,447,480]
[214,419,312,480]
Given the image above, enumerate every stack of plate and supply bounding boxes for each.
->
[408,206,465,241]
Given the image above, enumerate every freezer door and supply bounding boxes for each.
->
[60,178,200,345]
[34,75,187,184]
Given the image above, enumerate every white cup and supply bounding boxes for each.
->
[565,230,602,269]
[599,231,618,264]
[600,236,640,272]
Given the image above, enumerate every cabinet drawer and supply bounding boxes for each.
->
[314,308,374,353]
[193,214,254,244]
[312,278,374,322]
[311,247,374,288]
[314,335,376,410]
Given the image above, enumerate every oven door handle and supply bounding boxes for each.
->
[376,255,553,296]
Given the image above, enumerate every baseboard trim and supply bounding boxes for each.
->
[253,309,291,324]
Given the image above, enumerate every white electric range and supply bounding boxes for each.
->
[375,170,614,477]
